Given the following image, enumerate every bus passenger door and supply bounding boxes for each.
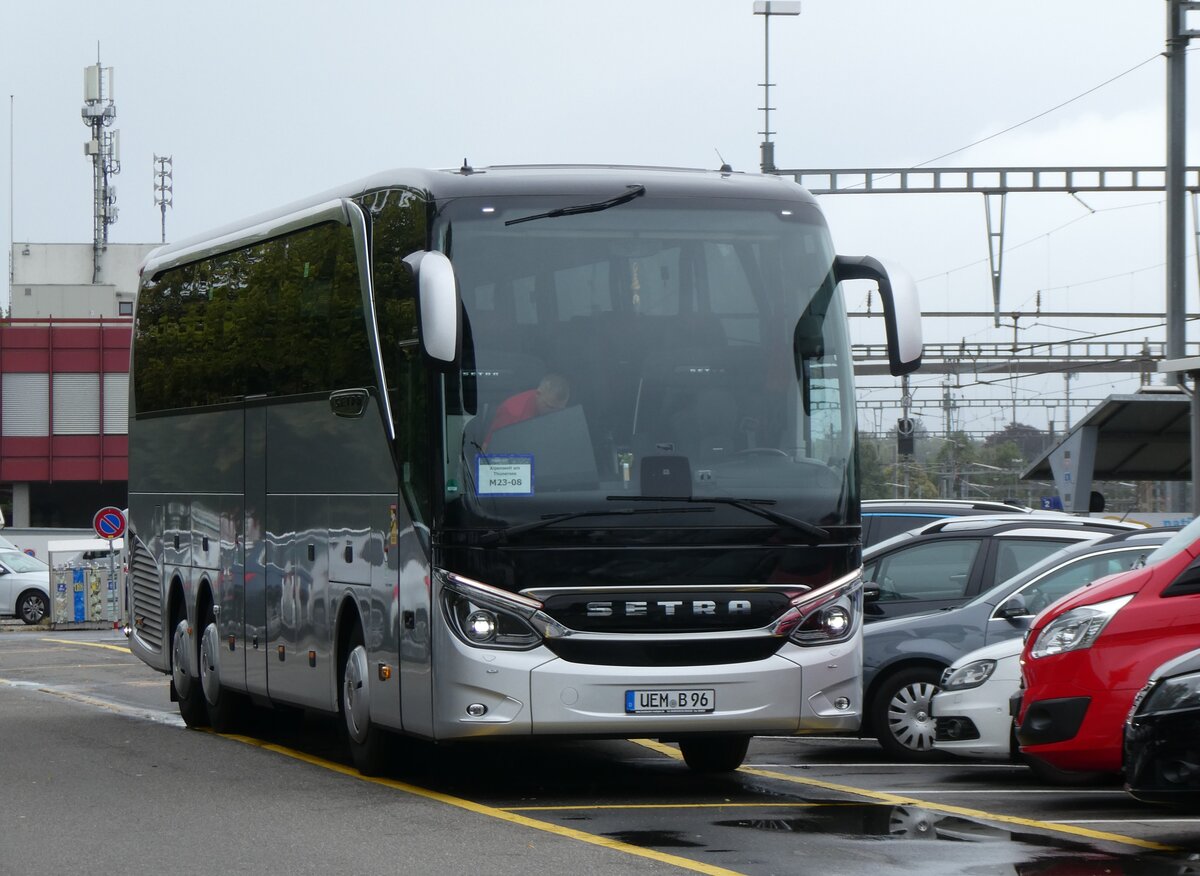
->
[396,501,432,737]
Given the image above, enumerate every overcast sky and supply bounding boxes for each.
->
[1,1,1195,435]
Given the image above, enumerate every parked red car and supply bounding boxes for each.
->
[1015,518,1200,776]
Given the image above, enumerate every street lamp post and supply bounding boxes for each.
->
[753,1,801,174]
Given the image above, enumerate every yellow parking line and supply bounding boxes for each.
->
[220,732,748,876]
[633,739,1177,853]
[506,802,836,811]
[40,637,130,654]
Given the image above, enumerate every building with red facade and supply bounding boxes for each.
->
[5,242,155,526]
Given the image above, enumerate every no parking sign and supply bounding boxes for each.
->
[93,506,126,541]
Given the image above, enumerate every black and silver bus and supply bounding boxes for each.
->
[126,165,922,773]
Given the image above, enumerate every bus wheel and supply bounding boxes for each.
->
[679,735,751,773]
[171,618,209,728]
[199,611,242,732]
[341,627,390,776]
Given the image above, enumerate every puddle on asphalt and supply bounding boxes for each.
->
[711,804,1200,874]
[602,830,704,848]
[715,804,1009,840]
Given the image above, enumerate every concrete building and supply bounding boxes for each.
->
[4,241,155,527]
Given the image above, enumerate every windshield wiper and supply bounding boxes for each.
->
[504,185,646,226]
[608,495,831,543]
[478,505,712,545]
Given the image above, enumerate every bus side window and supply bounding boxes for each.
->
[371,190,432,526]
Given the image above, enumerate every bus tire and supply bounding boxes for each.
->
[341,626,390,776]
[679,735,751,773]
[199,609,243,732]
[171,617,209,729]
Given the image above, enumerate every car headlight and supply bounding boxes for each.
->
[440,571,566,650]
[1029,594,1133,659]
[940,659,996,691]
[1134,670,1200,717]
[782,570,863,647]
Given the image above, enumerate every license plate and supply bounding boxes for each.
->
[625,689,715,714]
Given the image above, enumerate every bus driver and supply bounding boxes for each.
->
[483,373,570,449]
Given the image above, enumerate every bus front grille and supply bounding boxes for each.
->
[129,535,164,650]
[542,637,785,667]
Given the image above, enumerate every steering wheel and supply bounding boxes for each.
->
[735,448,791,458]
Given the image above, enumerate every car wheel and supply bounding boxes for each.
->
[679,735,751,773]
[17,591,48,625]
[341,625,391,776]
[171,617,209,728]
[199,610,243,732]
[871,666,944,760]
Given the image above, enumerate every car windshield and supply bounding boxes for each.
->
[433,194,858,533]
[0,550,47,573]
[1142,517,1200,567]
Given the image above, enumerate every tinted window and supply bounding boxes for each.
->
[864,539,982,603]
[135,221,371,413]
[990,538,1076,588]
[438,197,858,532]
[865,514,941,547]
[1163,556,1200,598]
[371,189,431,524]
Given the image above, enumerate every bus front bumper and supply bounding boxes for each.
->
[431,640,861,740]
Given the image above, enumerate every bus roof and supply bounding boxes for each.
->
[141,165,819,277]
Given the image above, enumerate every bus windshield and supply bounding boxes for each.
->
[434,194,856,535]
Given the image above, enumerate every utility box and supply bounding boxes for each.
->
[47,538,123,629]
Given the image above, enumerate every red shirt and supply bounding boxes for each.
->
[483,390,540,448]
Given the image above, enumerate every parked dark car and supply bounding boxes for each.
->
[861,514,1141,624]
[861,528,1173,758]
[861,499,1039,549]
[1125,646,1200,806]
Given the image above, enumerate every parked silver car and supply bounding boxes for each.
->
[862,526,1169,758]
[0,549,51,625]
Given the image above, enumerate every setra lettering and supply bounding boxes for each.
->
[585,599,756,618]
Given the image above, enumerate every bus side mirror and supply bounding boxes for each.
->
[405,251,461,366]
[833,255,922,376]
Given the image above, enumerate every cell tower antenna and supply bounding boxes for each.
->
[153,155,173,244]
[82,47,120,283]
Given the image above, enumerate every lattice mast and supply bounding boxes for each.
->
[82,49,120,282]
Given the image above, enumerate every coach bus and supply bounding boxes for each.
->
[125,165,922,774]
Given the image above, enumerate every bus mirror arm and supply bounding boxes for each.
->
[404,250,462,367]
[832,255,923,376]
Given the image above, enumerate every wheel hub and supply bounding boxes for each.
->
[199,622,222,705]
[172,620,193,698]
[887,681,938,752]
[343,645,371,744]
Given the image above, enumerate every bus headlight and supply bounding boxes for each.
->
[784,571,862,647]
[465,609,499,643]
[440,571,565,650]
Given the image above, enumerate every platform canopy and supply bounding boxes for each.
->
[1023,391,1191,512]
